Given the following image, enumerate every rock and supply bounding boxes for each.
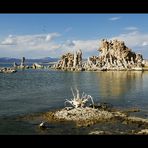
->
[53,107,121,127]
[39,121,47,129]
[13,57,30,69]
[43,105,148,128]
[21,57,25,67]
[53,39,144,71]
[0,67,17,73]
[89,130,112,135]
[53,49,83,71]
[84,39,144,71]
[136,129,148,135]
[32,63,44,69]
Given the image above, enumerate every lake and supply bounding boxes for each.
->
[0,66,148,134]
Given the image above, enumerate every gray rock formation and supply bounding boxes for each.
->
[32,63,44,69]
[53,39,144,71]
[13,57,30,69]
[53,49,83,71]
[84,39,144,71]
[0,67,17,73]
[20,57,25,67]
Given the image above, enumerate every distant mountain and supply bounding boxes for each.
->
[0,57,59,63]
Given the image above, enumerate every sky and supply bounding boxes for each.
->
[0,14,148,59]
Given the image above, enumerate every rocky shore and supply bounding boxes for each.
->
[39,88,148,135]
[40,104,148,135]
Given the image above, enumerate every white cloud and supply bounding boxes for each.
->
[0,33,60,46]
[142,41,148,46]
[111,31,148,48]
[1,34,17,45]
[58,39,99,58]
[124,26,138,31]
[0,33,61,58]
[110,31,148,58]
[109,17,120,21]
[1,30,148,59]
[45,33,60,41]
[61,40,99,52]
[65,27,72,32]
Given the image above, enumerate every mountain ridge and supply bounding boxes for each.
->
[0,57,59,63]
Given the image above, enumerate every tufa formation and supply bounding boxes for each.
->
[53,39,144,71]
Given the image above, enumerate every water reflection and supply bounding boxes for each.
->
[96,71,143,99]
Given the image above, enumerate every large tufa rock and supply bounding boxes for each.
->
[53,39,144,71]
[84,39,144,71]
[53,49,83,71]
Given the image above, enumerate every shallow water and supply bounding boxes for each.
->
[0,68,148,134]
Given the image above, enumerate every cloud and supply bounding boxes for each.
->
[110,31,148,58]
[142,41,148,46]
[111,31,148,48]
[124,26,138,31]
[109,17,120,21]
[59,39,99,58]
[1,30,148,59]
[1,34,17,45]
[65,27,72,32]
[0,33,61,58]
[45,33,61,41]
[0,33,61,46]
[59,31,148,58]
[64,40,75,47]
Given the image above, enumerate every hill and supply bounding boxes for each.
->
[0,57,59,63]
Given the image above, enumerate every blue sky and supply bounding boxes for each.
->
[0,14,148,59]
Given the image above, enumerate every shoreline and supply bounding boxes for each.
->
[18,103,148,135]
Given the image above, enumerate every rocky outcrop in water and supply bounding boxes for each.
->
[42,104,148,133]
[0,67,17,73]
[13,57,44,69]
[84,39,144,71]
[53,49,83,71]
[32,63,44,69]
[13,57,29,69]
[53,39,144,71]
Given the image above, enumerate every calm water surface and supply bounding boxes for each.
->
[0,67,148,134]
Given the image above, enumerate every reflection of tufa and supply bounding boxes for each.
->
[39,121,47,129]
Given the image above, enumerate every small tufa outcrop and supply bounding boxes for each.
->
[32,63,44,69]
[53,49,83,71]
[13,57,29,69]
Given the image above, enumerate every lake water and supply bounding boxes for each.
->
[0,64,148,134]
